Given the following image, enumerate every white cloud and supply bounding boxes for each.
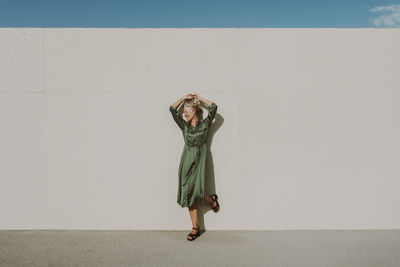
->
[369,4,400,27]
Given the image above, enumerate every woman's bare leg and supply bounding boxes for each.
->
[188,204,199,228]
[187,204,200,239]
[187,195,217,239]
[188,195,216,227]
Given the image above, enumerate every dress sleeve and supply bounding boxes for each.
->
[169,105,185,130]
[205,102,218,127]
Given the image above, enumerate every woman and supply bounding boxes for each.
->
[169,93,220,241]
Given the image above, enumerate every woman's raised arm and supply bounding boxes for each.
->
[193,94,217,126]
[195,95,213,107]
[171,97,184,110]
[169,94,193,130]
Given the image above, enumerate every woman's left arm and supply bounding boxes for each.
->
[195,95,213,107]
[193,94,217,126]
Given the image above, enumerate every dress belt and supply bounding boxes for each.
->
[185,141,206,148]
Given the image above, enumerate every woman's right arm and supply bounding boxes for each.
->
[171,97,185,110]
[169,95,192,130]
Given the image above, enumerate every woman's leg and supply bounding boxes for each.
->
[187,196,217,239]
[187,195,215,227]
[187,204,200,239]
[188,204,199,224]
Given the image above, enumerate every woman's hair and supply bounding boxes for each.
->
[184,99,204,117]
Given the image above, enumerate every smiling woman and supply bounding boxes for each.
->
[169,93,219,241]
[182,98,203,125]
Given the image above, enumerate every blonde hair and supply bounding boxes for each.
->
[184,99,204,118]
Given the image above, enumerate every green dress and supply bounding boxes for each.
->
[169,102,218,208]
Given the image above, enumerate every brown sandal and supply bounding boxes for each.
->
[187,227,201,241]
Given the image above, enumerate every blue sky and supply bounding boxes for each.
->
[0,0,399,28]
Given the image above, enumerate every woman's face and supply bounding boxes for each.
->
[183,106,196,122]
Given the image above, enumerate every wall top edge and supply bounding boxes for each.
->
[0,27,397,30]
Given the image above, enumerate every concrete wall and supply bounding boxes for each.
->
[0,28,399,230]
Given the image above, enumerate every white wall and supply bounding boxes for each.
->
[0,28,399,230]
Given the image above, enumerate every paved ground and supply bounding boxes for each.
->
[0,230,399,266]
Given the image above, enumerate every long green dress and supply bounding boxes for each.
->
[169,102,218,208]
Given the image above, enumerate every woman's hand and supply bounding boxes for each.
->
[195,94,213,107]
[182,94,194,101]
[191,93,200,100]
